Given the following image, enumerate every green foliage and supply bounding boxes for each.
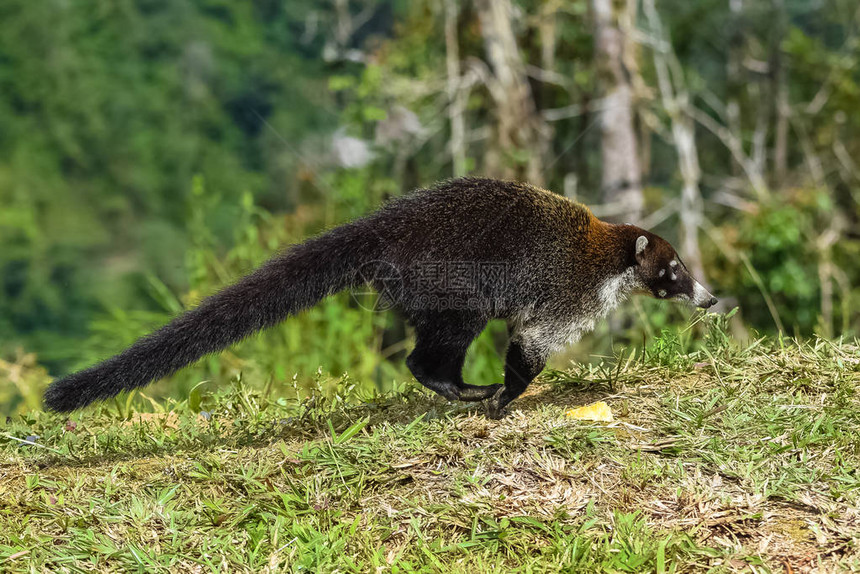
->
[714,189,858,335]
[0,351,51,415]
[0,0,332,362]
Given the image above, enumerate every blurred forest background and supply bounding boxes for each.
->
[1,0,858,414]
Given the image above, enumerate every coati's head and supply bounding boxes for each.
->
[631,232,718,309]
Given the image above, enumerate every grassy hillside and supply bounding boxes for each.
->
[1,329,858,572]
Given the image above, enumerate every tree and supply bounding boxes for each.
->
[642,0,705,280]
[590,0,644,222]
[475,0,549,185]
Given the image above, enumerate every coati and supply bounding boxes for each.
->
[44,177,718,419]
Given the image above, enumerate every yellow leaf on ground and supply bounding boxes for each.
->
[566,401,614,422]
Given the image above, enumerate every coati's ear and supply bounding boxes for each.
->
[635,236,649,264]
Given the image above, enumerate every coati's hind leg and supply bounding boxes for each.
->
[406,313,502,402]
[486,333,549,420]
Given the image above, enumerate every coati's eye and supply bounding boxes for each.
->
[658,269,665,277]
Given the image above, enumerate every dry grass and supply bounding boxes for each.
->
[1,322,858,572]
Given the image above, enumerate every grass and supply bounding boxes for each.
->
[1,321,859,572]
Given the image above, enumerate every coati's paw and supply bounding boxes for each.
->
[431,382,462,401]
[485,387,508,420]
[458,383,503,402]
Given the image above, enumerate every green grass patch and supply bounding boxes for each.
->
[1,330,858,572]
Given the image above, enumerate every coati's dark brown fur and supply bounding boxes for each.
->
[45,178,717,418]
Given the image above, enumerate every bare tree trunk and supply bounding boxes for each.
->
[475,0,548,185]
[643,0,705,280]
[591,0,644,222]
[771,0,789,188]
[445,0,467,177]
[539,0,559,75]
[773,75,789,187]
[328,0,375,60]
[726,0,744,178]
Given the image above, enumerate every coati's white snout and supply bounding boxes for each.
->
[692,281,718,309]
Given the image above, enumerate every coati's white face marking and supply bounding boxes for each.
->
[667,261,679,281]
[634,235,718,309]
[666,280,715,308]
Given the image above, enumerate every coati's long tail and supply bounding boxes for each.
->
[44,222,380,412]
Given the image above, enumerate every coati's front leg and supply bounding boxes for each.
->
[486,336,548,419]
[406,314,503,402]
[406,346,503,401]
